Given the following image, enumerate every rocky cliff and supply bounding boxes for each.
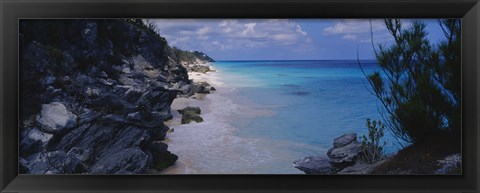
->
[19,19,212,174]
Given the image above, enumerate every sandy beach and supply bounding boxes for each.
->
[160,65,317,174]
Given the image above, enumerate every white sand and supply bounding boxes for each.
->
[160,66,317,174]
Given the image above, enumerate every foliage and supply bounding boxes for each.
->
[170,46,215,63]
[360,19,461,144]
[360,119,386,164]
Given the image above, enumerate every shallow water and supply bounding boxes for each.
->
[162,60,401,174]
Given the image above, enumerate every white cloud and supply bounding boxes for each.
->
[323,19,385,35]
[150,19,313,52]
[296,25,308,36]
[241,23,256,36]
[322,19,417,44]
[342,34,357,41]
[197,26,211,36]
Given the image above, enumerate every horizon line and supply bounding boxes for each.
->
[215,59,377,62]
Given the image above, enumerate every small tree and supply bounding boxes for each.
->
[360,119,386,164]
[360,19,461,145]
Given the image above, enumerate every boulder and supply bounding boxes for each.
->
[191,82,212,94]
[25,151,87,174]
[149,141,178,170]
[19,127,53,157]
[178,107,203,124]
[293,156,338,174]
[90,148,149,174]
[293,132,363,174]
[190,65,211,73]
[327,141,362,167]
[178,106,201,114]
[333,133,357,148]
[36,102,77,134]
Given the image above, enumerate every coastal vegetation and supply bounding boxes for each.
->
[19,18,461,175]
[295,19,461,174]
[360,19,461,173]
[363,19,461,145]
[359,119,386,164]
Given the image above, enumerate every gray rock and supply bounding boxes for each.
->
[149,141,178,170]
[43,75,56,85]
[90,147,149,174]
[333,133,357,148]
[67,147,93,163]
[85,87,101,97]
[19,158,30,174]
[293,133,364,174]
[193,82,212,94]
[327,142,362,167]
[127,112,143,121]
[435,153,461,174]
[178,106,201,114]
[78,108,97,125]
[293,156,338,174]
[337,161,384,174]
[36,102,77,134]
[26,151,87,174]
[19,19,208,174]
[19,127,53,157]
[190,65,211,73]
[82,22,97,44]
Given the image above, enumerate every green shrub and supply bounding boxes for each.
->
[361,19,461,144]
[360,119,386,164]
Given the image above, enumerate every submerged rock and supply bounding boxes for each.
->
[178,106,203,124]
[290,91,309,96]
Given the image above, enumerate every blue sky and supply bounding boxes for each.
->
[150,19,448,61]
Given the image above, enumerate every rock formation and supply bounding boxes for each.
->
[19,19,213,174]
[178,107,204,124]
[293,133,363,174]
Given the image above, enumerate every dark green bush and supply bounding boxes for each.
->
[361,19,461,144]
[360,119,386,164]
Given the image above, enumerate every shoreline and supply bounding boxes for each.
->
[160,64,316,174]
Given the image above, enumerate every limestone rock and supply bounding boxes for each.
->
[327,141,362,167]
[36,102,77,134]
[293,156,338,174]
[333,133,357,148]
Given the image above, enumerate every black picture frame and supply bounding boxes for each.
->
[1,0,479,192]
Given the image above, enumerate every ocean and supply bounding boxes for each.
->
[213,60,401,154]
[163,60,403,174]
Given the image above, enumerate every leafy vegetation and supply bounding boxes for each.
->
[170,46,215,63]
[360,19,461,145]
[360,119,386,164]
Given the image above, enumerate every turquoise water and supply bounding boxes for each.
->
[213,60,401,154]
